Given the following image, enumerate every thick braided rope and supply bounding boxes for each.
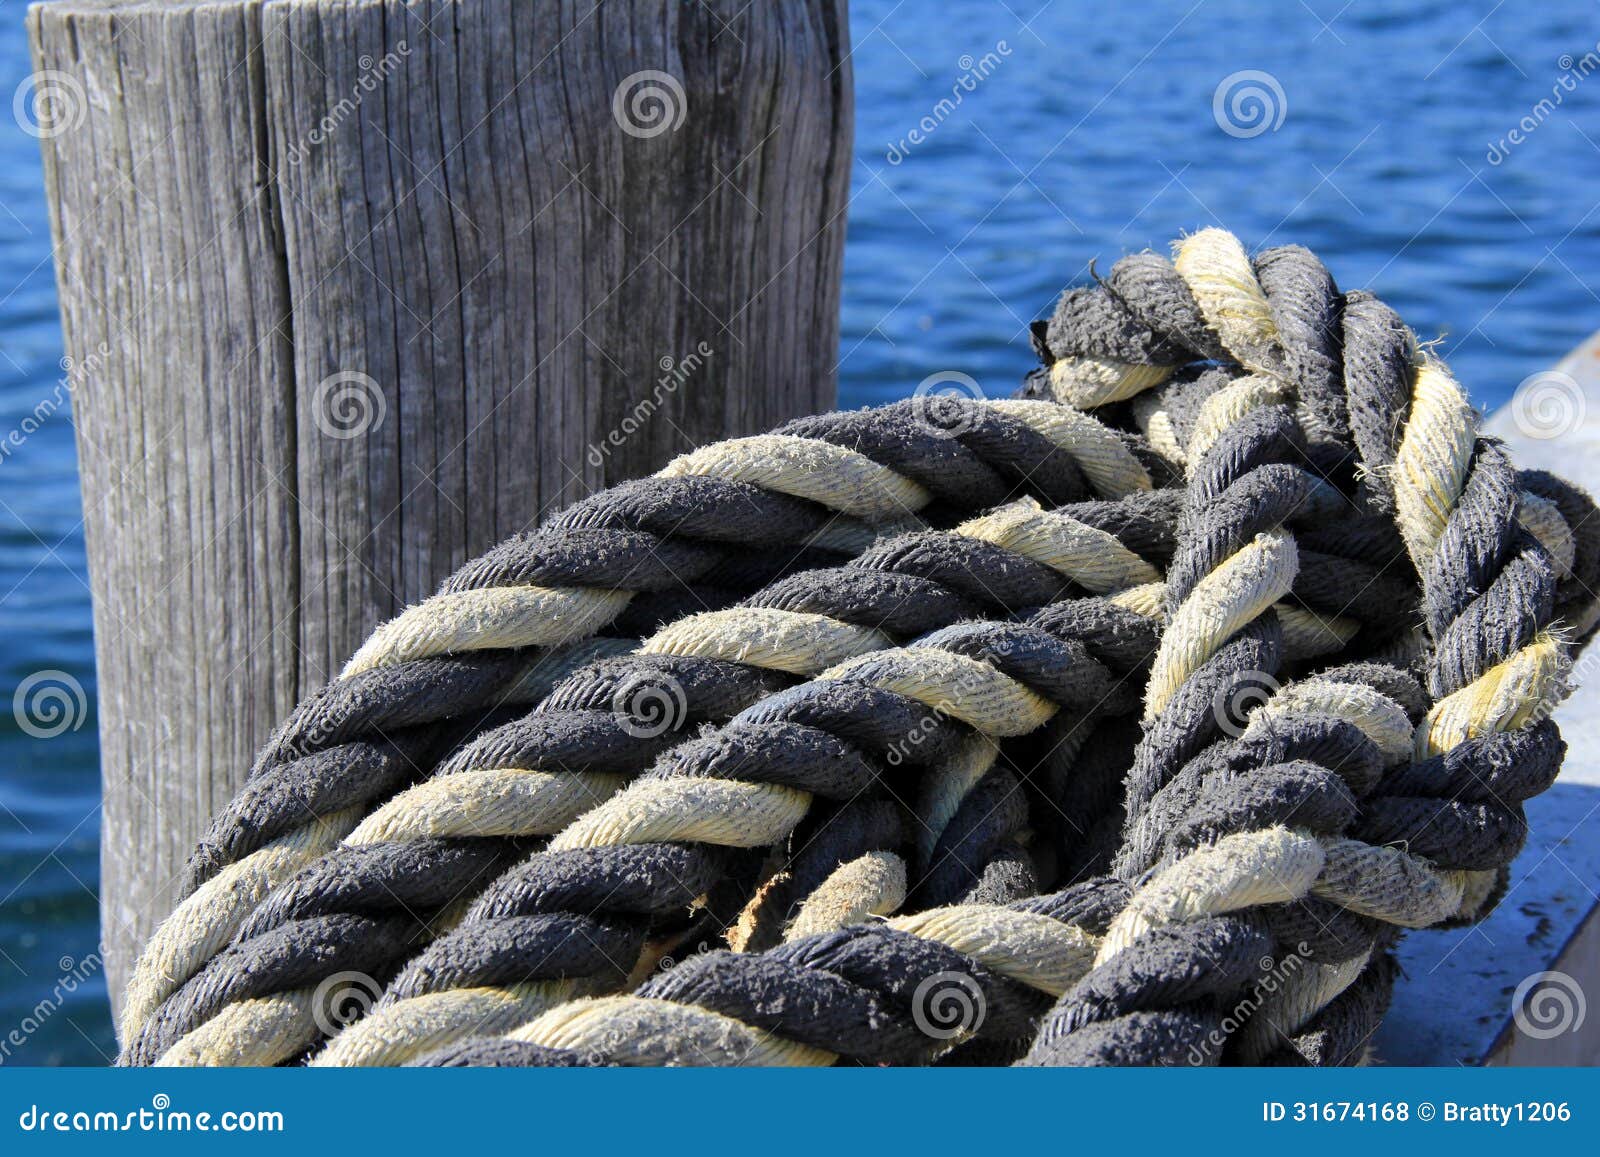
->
[373,337,1378,1066]
[435,232,1600,1068]
[712,234,1585,1066]
[1040,231,1599,878]
[405,539,1583,1066]
[119,397,1155,1053]
[471,420,1576,1067]
[1066,228,1596,998]
[409,657,1428,1068]
[125,484,1174,1067]
[291,512,1180,1066]
[126,231,1600,1068]
[1233,247,1598,1048]
[1017,231,1598,1063]
[1021,669,1567,1065]
[412,665,1416,1069]
[166,372,1383,1066]
[311,420,1401,1067]
[1036,231,1591,620]
[304,374,1393,1056]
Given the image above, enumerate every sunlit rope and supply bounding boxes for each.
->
[121,230,1600,1070]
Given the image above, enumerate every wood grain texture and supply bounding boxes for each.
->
[29,0,853,1014]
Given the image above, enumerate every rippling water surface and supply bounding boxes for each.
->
[3,1,1599,1062]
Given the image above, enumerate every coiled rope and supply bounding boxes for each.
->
[255,389,1396,1068]
[128,485,1164,1066]
[407,230,1596,1067]
[120,398,1160,1064]
[295,367,1408,1067]
[403,333,1415,1066]
[121,230,1599,1067]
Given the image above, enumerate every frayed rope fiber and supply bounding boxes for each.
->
[121,230,1600,1068]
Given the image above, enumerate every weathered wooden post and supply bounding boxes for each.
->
[27,0,852,1012]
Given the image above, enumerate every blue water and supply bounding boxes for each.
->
[4,0,1600,1064]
